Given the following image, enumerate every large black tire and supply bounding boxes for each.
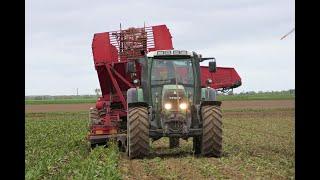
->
[195,105,223,157]
[127,106,150,159]
[169,137,180,148]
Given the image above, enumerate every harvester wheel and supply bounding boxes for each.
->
[199,105,223,157]
[89,107,101,148]
[127,106,150,159]
[169,137,180,148]
[89,107,100,127]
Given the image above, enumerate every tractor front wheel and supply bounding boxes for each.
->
[127,106,150,159]
[196,105,223,157]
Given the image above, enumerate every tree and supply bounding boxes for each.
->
[94,88,101,96]
[289,89,295,95]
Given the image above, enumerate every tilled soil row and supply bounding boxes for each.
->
[118,109,294,179]
[25,100,294,113]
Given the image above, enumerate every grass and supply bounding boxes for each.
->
[26,108,295,179]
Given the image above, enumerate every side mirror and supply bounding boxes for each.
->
[126,61,136,74]
[209,61,216,73]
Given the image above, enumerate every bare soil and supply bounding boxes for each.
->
[119,108,295,179]
[25,103,95,113]
[25,100,294,113]
[222,100,294,110]
[25,103,295,179]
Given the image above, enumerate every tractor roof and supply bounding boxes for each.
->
[147,50,194,58]
[162,84,185,90]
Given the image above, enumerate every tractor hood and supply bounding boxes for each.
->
[161,85,188,111]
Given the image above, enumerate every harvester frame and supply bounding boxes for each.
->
[88,24,241,158]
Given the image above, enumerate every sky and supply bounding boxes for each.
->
[25,0,295,95]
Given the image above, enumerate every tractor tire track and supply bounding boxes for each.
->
[119,139,208,180]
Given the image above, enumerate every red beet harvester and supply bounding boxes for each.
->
[88,24,241,159]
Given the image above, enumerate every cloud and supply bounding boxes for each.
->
[26,0,295,95]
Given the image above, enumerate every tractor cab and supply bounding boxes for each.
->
[141,50,198,137]
[147,50,196,108]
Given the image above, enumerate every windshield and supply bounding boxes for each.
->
[151,59,194,86]
[150,59,194,107]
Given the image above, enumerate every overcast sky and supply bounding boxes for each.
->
[25,0,295,95]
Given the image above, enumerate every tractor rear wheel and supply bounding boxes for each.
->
[169,137,180,148]
[127,106,150,159]
[198,105,223,157]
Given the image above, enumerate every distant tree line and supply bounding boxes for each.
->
[217,89,295,96]
[25,95,99,100]
[25,88,102,100]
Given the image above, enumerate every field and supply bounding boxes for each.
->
[25,112,121,179]
[25,92,294,105]
[25,100,294,113]
[25,100,295,179]
[25,98,97,105]
[216,93,294,101]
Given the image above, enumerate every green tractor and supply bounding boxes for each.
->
[126,50,222,159]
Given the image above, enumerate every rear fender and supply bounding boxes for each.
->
[201,87,217,101]
[127,88,151,131]
[128,102,149,108]
[200,101,222,107]
[127,88,149,108]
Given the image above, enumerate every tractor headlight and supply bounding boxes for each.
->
[133,79,139,85]
[179,103,188,110]
[164,103,172,110]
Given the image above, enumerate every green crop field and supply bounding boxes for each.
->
[25,108,295,179]
[25,112,121,179]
